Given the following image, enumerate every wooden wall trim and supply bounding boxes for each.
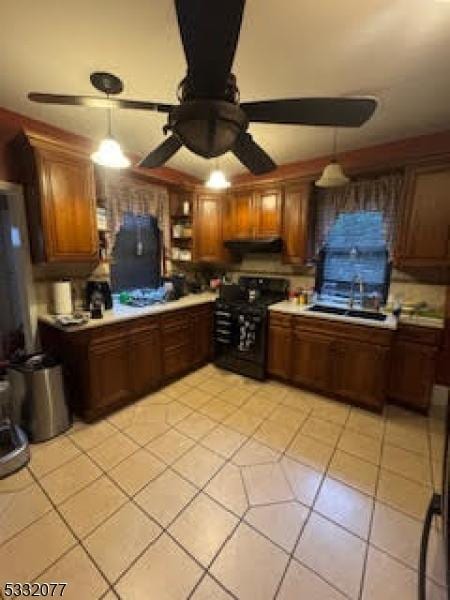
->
[231,129,450,187]
[0,106,200,188]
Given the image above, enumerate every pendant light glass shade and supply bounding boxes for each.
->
[91,137,130,169]
[315,160,349,188]
[91,108,130,169]
[205,169,231,190]
[315,128,349,188]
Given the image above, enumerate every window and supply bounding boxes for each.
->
[316,211,390,304]
[110,212,161,292]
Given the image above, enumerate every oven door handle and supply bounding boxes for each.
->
[418,493,442,600]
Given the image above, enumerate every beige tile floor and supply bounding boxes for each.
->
[0,364,447,600]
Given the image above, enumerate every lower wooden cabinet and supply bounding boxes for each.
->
[89,334,132,411]
[193,306,214,365]
[128,322,162,396]
[39,302,214,421]
[388,324,441,411]
[268,312,393,411]
[267,317,292,380]
[291,331,333,392]
[332,340,389,410]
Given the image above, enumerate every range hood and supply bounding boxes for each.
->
[224,237,283,254]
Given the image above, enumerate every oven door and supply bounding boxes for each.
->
[235,309,265,364]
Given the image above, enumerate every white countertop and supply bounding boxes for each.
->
[398,314,445,330]
[39,293,216,331]
[269,301,445,330]
[269,301,399,329]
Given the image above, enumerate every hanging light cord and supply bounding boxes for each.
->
[332,128,338,161]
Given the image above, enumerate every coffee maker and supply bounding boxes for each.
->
[85,281,113,313]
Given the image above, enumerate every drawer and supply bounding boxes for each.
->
[293,315,393,346]
[88,323,127,346]
[128,316,160,337]
[269,312,293,328]
[396,323,442,347]
[161,311,191,331]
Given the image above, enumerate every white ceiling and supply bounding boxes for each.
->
[1,0,450,179]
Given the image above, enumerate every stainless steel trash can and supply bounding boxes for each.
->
[8,354,71,442]
[0,379,30,479]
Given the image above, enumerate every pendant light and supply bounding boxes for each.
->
[91,108,130,169]
[315,129,349,188]
[205,159,231,190]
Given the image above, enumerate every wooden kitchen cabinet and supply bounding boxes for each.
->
[224,186,283,240]
[193,192,227,262]
[17,131,98,263]
[253,188,282,238]
[89,332,132,412]
[225,191,254,239]
[282,182,311,265]
[291,330,333,392]
[192,305,214,365]
[388,324,441,411]
[128,320,162,396]
[161,311,192,379]
[332,339,389,410]
[267,312,393,411]
[39,302,214,421]
[396,162,450,266]
[267,313,293,380]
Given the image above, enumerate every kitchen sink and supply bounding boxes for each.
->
[307,304,388,322]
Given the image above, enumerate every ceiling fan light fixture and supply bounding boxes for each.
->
[91,137,131,169]
[315,161,349,188]
[205,168,231,190]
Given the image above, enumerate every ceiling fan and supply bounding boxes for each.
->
[28,0,377,175]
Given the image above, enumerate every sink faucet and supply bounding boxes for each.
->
[349,276,365,308]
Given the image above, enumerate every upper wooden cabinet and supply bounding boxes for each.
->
[253,188,282,238]
[193,192,227,263]
[282,182,311,265]
[396,162,450,266]
[17,131,98,263]
[225,187,282,240]
[226,191,254,239]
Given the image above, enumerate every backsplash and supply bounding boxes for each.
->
[225,253,447,313]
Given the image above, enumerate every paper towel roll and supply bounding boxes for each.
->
[52,281,73,315]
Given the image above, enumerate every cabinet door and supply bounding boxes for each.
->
[268,325,292,380]
[291,331,333,392]
[129,323,162,396]
[89,336,131,410]
[396,163,450,266]
[332,340,388,410]
[225,192,254,239]
[254,188,282,238]
[193,193,226,262]
[388,340,436,410]
[36,148,98,262]
[192,306,213,366]
[282,183,311,264]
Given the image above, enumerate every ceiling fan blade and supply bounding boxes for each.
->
[241,97,377,127]
[28,93,173,113]
[233,132,276,175]
[175,0,245,97]
[138,136,182,168]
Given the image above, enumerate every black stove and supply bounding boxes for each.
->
[214,277,288,380]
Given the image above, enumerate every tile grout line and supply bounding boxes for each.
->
[5,367,440,599]
[356,403,387,600]
[272,397,355,600]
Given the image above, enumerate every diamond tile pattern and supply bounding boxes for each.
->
[1,366,445,599]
